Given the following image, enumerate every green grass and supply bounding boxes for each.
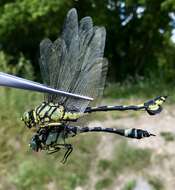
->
[160,132,175,142]
[122,179,136,190]
[104,79,174,103]
[148,176,164,190]
[95,178,113,190]
[7,134,99,190]
[111,141,152,175]
[98,159,111,172]
[96,141,152,189]
[0,88,99,190]
[9,157,57,190]
[98,141,152,176]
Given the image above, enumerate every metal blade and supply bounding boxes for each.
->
[0,72,93,101]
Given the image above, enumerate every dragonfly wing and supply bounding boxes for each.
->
[39,8,107,112]
[65,58,108,112]
[40,9,79,103]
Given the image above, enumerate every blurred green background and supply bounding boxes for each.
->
[0,0,175,190]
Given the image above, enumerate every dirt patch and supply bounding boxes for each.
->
[81,106,175,190]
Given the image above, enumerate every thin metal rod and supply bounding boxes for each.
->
[0,72,93,101]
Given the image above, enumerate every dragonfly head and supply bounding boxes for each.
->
[21,110,36,129]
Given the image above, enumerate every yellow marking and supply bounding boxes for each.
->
[107,105,114,108]
[155,99,163,105]
[63,112,85,120]
[44,117,50,122]
[36,102,46,113]
[124,129,132,136]
[39,122,62,128]
[91,106,98,109]
[148,105,159,111]
[161,97,165,101]
[39,105,50,117]
[50,106,64,121]
[47,122,62,126]
[33,111,38,123]
[49,102,54,106]
[137,104,144,107]
[48,106,56,116]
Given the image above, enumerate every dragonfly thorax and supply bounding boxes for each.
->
[35,102,65,126]
[22,102,85,129]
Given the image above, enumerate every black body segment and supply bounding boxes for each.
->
[29,125,155,163]
[85,96,167,115]
[67,126,155,139]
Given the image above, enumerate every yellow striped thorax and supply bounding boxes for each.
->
[21,102,85,129]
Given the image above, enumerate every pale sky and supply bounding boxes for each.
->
[171,29,175,43]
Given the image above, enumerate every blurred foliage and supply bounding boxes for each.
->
[122,179,136,190]
[104,77,170,99]
[97,140,152,175]
[95,177,113,190]
[0,51,34,78]
[148,176,164,190]
[160,131,175,141]
[0,0,72,79]
[0,0,174,83]
[95,140,152,189]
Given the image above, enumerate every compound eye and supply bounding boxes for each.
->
[22,112,29,122]
[25,114,29,121]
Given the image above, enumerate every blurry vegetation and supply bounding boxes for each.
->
[98,140,152,175]
[95,141,152,189]
[104,75,175,102]
[160,131,175,141]
[95,177,113,190]
[0,0,174,85]
[122,179,136,190]
[148,176,165,190]
[0,51,34,79]
[111,141,151,174]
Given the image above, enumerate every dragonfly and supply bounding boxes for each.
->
[0,9,167,163]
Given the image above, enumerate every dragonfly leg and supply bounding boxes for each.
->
[61,144,73,164]
[47,143,73,163]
